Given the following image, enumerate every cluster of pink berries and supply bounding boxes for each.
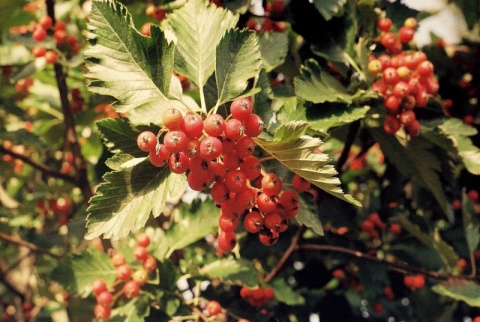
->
[136,98,304,251]
[368,17,439,136]
[240,286,275,309]
[92,233,156,320]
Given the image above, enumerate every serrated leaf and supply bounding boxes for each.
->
[110,295,150,322]
[152,200,220,260]
[166,0,238,109]
[308,105,370,132]
[438,118,480,175]
[85,160,187,240]
[96,118,143,157]
[271,278,305,305]
[50,251,116,297]
[432,278,480,307]
[213,29,262,106]
[255,121,360,206]
[462,190,480,255]
[199,258,258,287]
[85,0,176,119]
[297,192,324,235]
[295,59,353,104]
[371,128,453,220]
[396,216,459,270]
[313,0,347,20]
[257,32,288,72]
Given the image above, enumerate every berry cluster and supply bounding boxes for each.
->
[368,17,439,136]
[245,0,287,33]
[239,286,275,309]
[92,233,156,320]
[403,274,425,289]
[136,98,303,251]
[70,88,84,113]
[36,194,72,224]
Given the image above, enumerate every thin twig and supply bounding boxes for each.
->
[46,0,93,203]
[0,146,77,185]
[263,226,305,283]
[0,232,62,259]
[298,243,480,282]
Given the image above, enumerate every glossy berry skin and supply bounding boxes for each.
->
[367,60,382,74]
[143,255,157,272]
[111,253,126,267]
[243,114,264,137]
[416,61,434,77]
[261,173,282,196]
[225,119,244,140]
[377,17,392,32]
[206,301,222,316]
[134,246,149,262]
[123,280,140,298]
[116,264,132,281]
[168,152,189,174]
[45,51,58,64]
[96,291,113,307]
[162,108,183,130]
[239,156,261,180]
[217,231,237,252]
[137,131,157,152]
[292,174,311,192]
[235,136,256,158]
[199,136,222,160]
[203,114,226,137]
[399,26,415,43]
[230,97,253,120]
[181,114,203,138]
[187,171,209,191]
[164,130,188,153]
[92,279,107,296]
[149,144,169,167]
[94,304,111,320]
[136,233,150,247]
[244,211,263,233]
[219,214,239,232]
[132,269,148,286]
[225,169,247,193]
[383,115,401,134]
[32,45,46,57]
[32,27,47,42]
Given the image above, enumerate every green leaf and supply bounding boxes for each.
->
[432,278,480,307]
[199,258,258,287]
[313,0,347,20]
[211,29,262,107]
[96,118,143,157]
[438,118,480,175]
[371,128,453,220]
[462,190,480,255]
[85,0,176,122]
[166,0,238,109]
[295,59,353,104]
[271,278,306,305]
[297,192,324,235]
[255,121,360,206]
[50,251,116,297]
[110,295,150,322]
[308,104,370,133]
[395,216,459,270]
[257,32,288,72]
[85,160,187,240]
[152,200,220,260]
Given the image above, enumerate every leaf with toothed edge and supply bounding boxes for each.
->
[255,121,361,207]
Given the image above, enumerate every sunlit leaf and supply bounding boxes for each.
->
[199,258,258,287]
[96,118,143,157]
[255,121,360,206]
[271,278,305,305]
[432,278,480,307]
[85,160,187,240]
[257,32,288,72]
[308,105,370,132]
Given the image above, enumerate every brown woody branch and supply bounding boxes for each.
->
[0,146,77,185]
[0,232,62,259]
[298,243,480,282]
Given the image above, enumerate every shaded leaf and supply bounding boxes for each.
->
[199,258,258,287]
[308,104,370,133]
[85,160,186,240]
[313,0,347,20]
[297,192,324,235]
[257,32,288,72]
[271,278,305,305]
[462,190,480,255]
[85,0,176,121]
[213,29,262,106]
[255,121,360,206]
[432,278,480,307]
[438,118,480,175]
[152,200,220,260]
[50,251,116,297]
[110,295,151,322]
[295,59,353,104]
[96,118,143,157]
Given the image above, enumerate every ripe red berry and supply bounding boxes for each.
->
[383,115,401,134]
[38,16,53,29]
[111,252,126,267]
[225,118,244,140]
[382,67,399,85]
[32,45,46,57]
[230,98,253,121]
[137,131,157,152]
[134,246,149,262]
[94,304,111,320]
[416,61,434,77]
[136,233,151,247]
[168,152,189,174]
[44,50,58,64]
[32,26,47,42]
[217,231,237,252]
[116,264,132,281]
[164,130,188,153]
[92,279,107,296]
[123,280,140,298]
[143,255,157,272]
[199,136,223,160]
[149,144,169,167]
[96,291,113,307]
[206,300,222,316]
[203,114,226,137]
[239,156,261,180]
[187,171,209,191]
[244,211,264,233]
[225,169,247,193]
[398,26,415,43]
[264,211,283,230]
[292,174,311,192]
[243,114,264,137]
[258,229,279,246]
[468,190,479,203]
[261,173,282,196]
[372,80,387,95]
[384,95,400,115]
[54,29,67,43]
[180,114,203,138]
[219,214,239,232]
[377,17,392,32]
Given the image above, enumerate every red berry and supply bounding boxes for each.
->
[230,97,253,121]
[32,45,46,57]
[206,300,222,316]
[143,255,157,272]
[360,220,375,232]
[55,21,66,31]
[149,144,169,167]
[239,156,261,180]
[203,114,226,137]
[164,130,188,153]
[180,114,203,138]
[96,291,113,307]
[137,233,151,247]
[263,211,283,230]
[217,231,237,252]
[261,173,282,196]
[244,211,264,233]
[92,279,107,296]
[187,171,209,191]
[134,246,149,262]
[377,18,392,32]
[168,152,189,174]
[137,131,157,152]
[383,115,401,134]
[225,169,247,193]
[116,264,132,281]
[94,304,111,320]
[32,26,47,42]
[468,190,479,203]
[54,29,67,43]
[38,16,53,29]
[199,136,223,160]
[45,50,58,64]
[123,280,140,298]
[235,136,256,158]
[384,95,400,114]
[111,253,126,267]
[243,114,264,137]
[219,214,239,232]
[225,118,244,140]
[382,67,399,85]
[162,108,183,130]
[416,61,434,77]
[398,26,415,43]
